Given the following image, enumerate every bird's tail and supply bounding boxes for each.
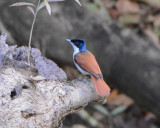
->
[91,75,110,96]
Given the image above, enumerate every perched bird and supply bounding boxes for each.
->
[66,39,110,96]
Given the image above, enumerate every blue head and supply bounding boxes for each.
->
[66,39,87,53]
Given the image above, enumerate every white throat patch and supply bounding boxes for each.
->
[71,43,80,56]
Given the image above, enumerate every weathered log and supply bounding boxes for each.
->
[0,33,106,128]
[0,0,160,118]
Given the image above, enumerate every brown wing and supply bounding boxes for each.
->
[74,51,103,79]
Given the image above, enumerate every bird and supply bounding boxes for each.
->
[66,39,110,96]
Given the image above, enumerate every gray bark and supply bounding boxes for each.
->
[0,33,106,128]
[0,0,160,118]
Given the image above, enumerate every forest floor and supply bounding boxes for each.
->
[103,0,160,49]
[62,65,160,128]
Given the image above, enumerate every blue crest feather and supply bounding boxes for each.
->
[70,39,86,52]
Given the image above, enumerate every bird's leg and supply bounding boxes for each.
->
[83,75,90,79]
[78,74,90,81]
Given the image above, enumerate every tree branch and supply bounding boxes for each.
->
[0,33,107,128]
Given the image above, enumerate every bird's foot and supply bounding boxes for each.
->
[78,75,90,81]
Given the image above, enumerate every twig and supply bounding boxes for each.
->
[27,0,41,64]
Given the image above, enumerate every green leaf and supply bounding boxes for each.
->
[9,2,35,7]
[111,106,127,116]
[37,0,64,11]
[93,105,110,116]
[75,0,81,6]
[44,0,51,15]
[49,0,65,2]
[37,2,45,11]
[27,6,35,15]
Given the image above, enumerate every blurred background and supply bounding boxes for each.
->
[0,0,160,128]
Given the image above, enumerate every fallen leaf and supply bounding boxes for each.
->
[119,13,141,25]
[144,26,160,49]
[116,0,140,14]
[138,0,160,8]
[107,8,120,20]
[107,89,119,102]
[143,111,157,120]
[154,15,160,27]
[108,94,134,108]
[102,0,116,8]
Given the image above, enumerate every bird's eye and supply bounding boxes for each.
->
[77,43,79,47]
[74,42,78,47]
